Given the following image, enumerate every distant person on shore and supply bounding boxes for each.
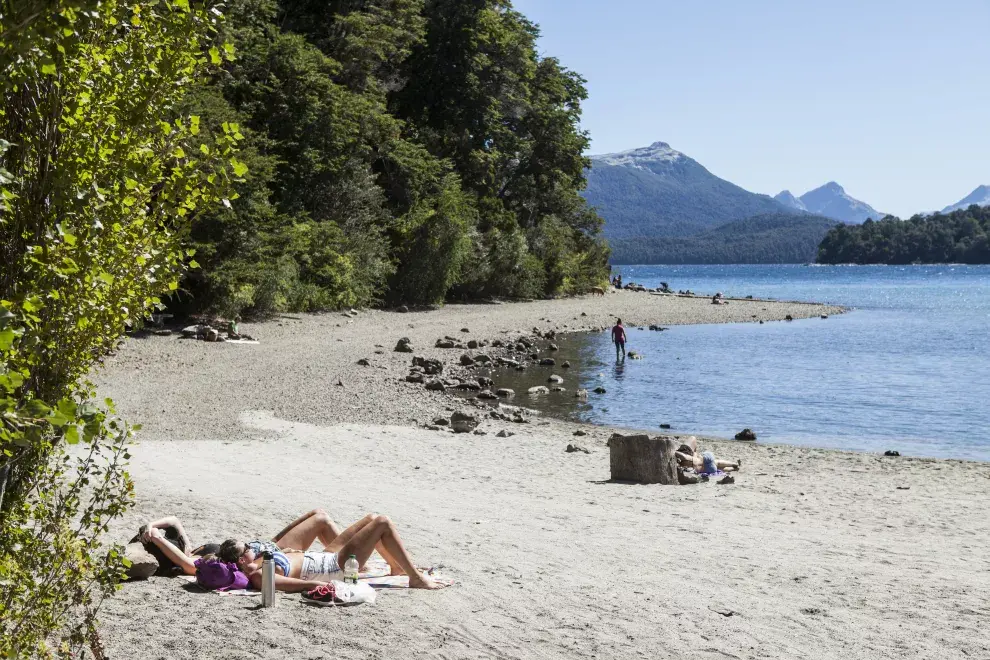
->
[611,318,627,360]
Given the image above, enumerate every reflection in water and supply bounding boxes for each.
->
[612,360,626,379]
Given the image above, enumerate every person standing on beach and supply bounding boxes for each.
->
[611,318,627,360]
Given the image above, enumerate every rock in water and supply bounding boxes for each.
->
[593,386,607,394]
[528,386,549,395]
[394,337,413,352]
[539,358,556,366]
[450,412,479,433]
[548,374,563,384]
[549,343,559,351]
[477,390,498,400]
[734,428,757,441]
[884,450,900,457]
[562,361,571,368]
[496,388,515,398]
[627,350,642,359]
[574,389,588,398]
[659,423,671,429]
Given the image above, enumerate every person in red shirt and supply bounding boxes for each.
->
[611,318,626,360]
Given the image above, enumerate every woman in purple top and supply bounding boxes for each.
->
[611,318,626,360]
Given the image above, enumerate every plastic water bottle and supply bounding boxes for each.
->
[344,554,359,585]
[261,551,276,607]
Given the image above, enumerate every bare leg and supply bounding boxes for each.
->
[716,459,740,472]
[674,451,695,468]
[145,515,193,554]
[326,514,404,575]
[274,509,343,551]
[336,515,441,589]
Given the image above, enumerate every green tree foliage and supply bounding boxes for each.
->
[817,206,990,264]
[181,0,608,316]
[0,1,238,655]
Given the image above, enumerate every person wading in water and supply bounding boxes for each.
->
[611,318,627,360]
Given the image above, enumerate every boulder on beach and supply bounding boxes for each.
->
[460,354,476,366]
[405,373,425,384]
[477,390,498,400]
[394,337,413,352]
[124,542,159,580]
[432,417,450,426]
[609,433,678,485]
[412,356,443,375]
[454,381,481,391]
[496,430,515,438]
[467,339,479,349]
[734,428,757,441]
[450,412,479,433]
[436,339,456,349]
[566,444,590,454]
[425,380,446,392]
[473,354,492,364]
[477,376,494,388]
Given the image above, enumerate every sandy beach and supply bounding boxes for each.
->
[94,291,990,659]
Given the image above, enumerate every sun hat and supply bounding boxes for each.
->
[195,557,250,591]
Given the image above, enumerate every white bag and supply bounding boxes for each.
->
[329,580,377,606]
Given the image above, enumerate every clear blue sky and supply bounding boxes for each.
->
[513,0,990,217]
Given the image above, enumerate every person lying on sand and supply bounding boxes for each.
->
[141,508,394,578]
[219,514,444,591]
[675,447,740,475]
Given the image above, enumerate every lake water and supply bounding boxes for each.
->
[490,265,990,461]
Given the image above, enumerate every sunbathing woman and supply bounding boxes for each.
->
[219,513,443,591]
[141,508,376,577]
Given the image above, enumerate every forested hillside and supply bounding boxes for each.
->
[611,213,838,265]
[816,206,990,264]
[179,0,608,317]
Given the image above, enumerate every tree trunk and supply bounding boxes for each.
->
[609,433,678,484]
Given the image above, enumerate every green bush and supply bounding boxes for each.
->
[0,1,238,655]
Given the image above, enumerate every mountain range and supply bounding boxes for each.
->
[583,142,842,263]
[774,182,884,224]
[583,140,988,264]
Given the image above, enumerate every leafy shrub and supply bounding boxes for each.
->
[0,1,238,655]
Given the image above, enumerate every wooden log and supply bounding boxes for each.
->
[609,433,678,484]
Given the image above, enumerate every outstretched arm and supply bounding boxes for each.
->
[244,566,325,593]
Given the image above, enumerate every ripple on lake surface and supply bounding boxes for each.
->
[483,265,990,461]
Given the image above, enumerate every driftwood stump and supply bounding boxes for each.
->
[609,433,678,484]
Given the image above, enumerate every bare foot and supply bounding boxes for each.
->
[408,574,445,590]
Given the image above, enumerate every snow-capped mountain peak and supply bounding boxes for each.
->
[592,141,685,168]
[941,185,990,213]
